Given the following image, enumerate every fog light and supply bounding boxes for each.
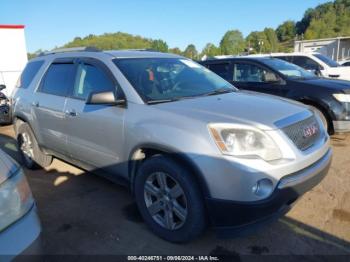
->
[252,178,273,197]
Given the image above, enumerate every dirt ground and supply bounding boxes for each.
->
[0,125,349,258]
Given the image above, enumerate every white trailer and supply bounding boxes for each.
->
[0,25,28,97]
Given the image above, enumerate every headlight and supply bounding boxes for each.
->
[333,94,350,102]
[208,124,282,161]
[0,169,34,232]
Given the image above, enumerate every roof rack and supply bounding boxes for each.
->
[119,48,159,52]
[38,46,101,56]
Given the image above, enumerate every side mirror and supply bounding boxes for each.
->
[86,91,126,106]
[0,85,6,91]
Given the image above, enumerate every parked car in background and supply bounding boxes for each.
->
[249,52,350,81]
[0,149,41,258]
[12,48,331,242]
[340,60,350,67]
[0,85,12,125]
[200,57,350,134]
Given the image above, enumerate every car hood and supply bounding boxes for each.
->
[293,77,350,92]
[0,149,19,185]
[153,91,309,130]
[327,67,350,81]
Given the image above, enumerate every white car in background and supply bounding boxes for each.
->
[340,60,350,67]
[251,52,350,81]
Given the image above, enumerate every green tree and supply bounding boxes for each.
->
[183,44,198,59]
[263,28,279,52]
[201,43,220,57]
[219,30,245,55]
[276,20,296,42]
[296,0,350,39]
[151,39,168,52]
[169,47,182,55]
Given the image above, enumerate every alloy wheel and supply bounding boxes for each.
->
[144,172,188,230]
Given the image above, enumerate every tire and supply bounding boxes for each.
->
[308,105,329,132]
[16,122,52,169]
[134,155,206,243]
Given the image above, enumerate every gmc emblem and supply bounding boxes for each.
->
[303,123,318,138]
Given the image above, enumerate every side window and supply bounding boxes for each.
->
[292,56,319,70]
[17,60,44,89]
[207,63,231,80]
[233,63,279,83]
[40,63,76,96]
[73,62,115,100]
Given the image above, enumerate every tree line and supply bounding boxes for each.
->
[28,0,350,59]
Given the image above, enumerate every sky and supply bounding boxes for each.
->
[1,0,331,53]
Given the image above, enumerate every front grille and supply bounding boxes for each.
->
[282,116,321,151]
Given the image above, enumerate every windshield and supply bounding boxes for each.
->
[262,58,317,79]
[314,54,339,67]
[114,58,235,103]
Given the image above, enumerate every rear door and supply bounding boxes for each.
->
[32,58,76,154]
[64,58,126,172]
[206,62,232,81]
[231,61,284,96]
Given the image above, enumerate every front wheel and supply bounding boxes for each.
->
[134,155,206,243]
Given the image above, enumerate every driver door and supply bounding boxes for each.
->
[231,62,283,96]
[64,58,126,173]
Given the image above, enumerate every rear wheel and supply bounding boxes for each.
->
[134,155,206,243]
[16,122,52,169]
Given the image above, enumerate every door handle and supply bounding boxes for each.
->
[32,101,39,107]
[65,109,77,117]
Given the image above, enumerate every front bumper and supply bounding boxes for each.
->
[205,148,332,231]
[0,205,41,259]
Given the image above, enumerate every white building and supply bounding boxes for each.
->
[0,25,28,97]
[294,36,350,62]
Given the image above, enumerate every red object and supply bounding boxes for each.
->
[0,25,25,29]
[148,70,154,81]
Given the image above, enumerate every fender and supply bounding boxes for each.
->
[128,143,211,198]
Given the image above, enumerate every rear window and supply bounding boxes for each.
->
[207,63,231,80]
[40,63,76,96]
[17,60,44,89]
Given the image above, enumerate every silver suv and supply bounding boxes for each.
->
[12,47,332,242]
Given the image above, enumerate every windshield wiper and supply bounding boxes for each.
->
[147,99,178,105]
[202,87,235,97]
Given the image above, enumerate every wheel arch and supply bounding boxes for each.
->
[297,97,335,134]
[128,143,211,199]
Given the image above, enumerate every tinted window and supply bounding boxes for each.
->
[343,62,350,66]
[292,56,320,70]
[274,56,292,63]
[207,63,231,80]
[314,54,339,67]
[17,60,44,89]
[233,63,266,82]
[73,63,115,100]
[40,63,76,96]
[262,58,317,79]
